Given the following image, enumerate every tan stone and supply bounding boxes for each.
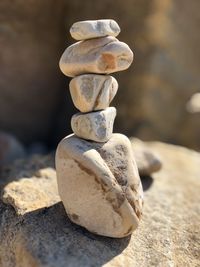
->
[55,133,143,238]
[71,107,116,142]
[59,36,133,77]
[69,74,118,112]
[70,19,120,40]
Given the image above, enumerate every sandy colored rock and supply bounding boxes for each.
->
[69,74,118,112]
[71,107,116,142]
[0,141,199,266]
[70,19,120,40]
[56,133,143,238]
[59,36,133,77]
[2,167,59,215]
[131,138,162,176]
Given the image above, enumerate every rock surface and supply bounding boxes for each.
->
[0,141,199,266]
[70,19,120,40]
[69,74,118,112]
[59,36,133,77]
[56,133,143,238]
[71,107,116,142]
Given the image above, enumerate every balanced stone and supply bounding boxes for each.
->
[69,74,118,112]
[70,19,120,40]
[71,107,116,142]
[59,36,133,77]
[56,133,143,238]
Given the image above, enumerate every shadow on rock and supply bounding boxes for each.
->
[18,202,131,267]
[141,175,154,191]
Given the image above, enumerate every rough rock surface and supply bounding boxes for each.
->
[0,141,199,267]
[70,19,120,40]
[59,36,133,77]
[56,133,143,238]
[71,107,116,142]
[69,74,118,112]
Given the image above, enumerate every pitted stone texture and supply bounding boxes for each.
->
[69,74,118,112]
[55,133,143,238]
[59,36,133,77]
[71,107,116,142]
[70,19,120,40]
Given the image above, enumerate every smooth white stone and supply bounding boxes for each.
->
[70,19,120,40]
[59,36,133,77]
[55,133,143,238]
[71,107,116,142]
[69,74,118,112]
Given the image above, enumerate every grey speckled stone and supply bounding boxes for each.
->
[71,107,116,142]
[69,74,118,112]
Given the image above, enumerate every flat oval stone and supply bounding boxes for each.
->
[59,36,133,77]
[70,19,120,40]
[55,133,143,238]
[69,74,118,112]
[71,107,116,142]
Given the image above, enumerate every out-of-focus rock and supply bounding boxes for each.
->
[131,138,162,176]
[186,93,200,113]
[0,131,26,169]
[0,141,199,266]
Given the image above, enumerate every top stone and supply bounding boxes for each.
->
[70,19,120,40]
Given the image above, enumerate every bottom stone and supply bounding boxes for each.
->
[55,133,143,238]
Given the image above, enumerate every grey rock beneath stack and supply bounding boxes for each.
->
[0,141,199,266]
[70,19,120,40]
[69,74,118,112]
[59,36,133,77]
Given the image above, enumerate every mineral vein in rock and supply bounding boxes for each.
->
[56,19,143,238]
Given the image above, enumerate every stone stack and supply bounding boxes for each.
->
[56,20,143,238]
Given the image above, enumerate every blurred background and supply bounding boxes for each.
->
[0,0,200,157]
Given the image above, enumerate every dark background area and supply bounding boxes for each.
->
[0,0,199,150]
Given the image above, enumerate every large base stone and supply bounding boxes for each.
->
[56,133,143,238]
